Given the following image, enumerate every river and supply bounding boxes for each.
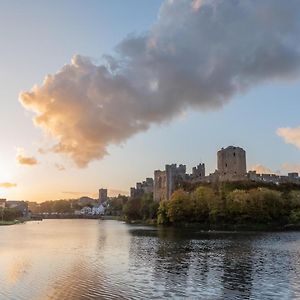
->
[0,219,300,299]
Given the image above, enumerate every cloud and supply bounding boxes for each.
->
[250,164,273,174]
[277,127,300,149]
[282,163,300,173]
[17,154,38,166]
[20,0,300,167]
[61,189,128,197]
[62,191,85,196]
[54,163,65,171]
[109,189,129,197]
[61,191,98,198]
[0,182,17,188]
[191,0,203,11]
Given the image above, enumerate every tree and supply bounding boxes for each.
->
[226,189,249,221]
[246,188,283,222]
[140,193,158,220]
[2,208,21,221]
[157,200,169,225]
[167,189,192,223]
[191,186,214,222]
[123,198,142,221]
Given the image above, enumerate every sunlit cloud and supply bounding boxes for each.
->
[277,127,300,149]
[282,163,300,174]
[62,191,86,196]
[250,164,273,174]
[16,151,38,166]
[0,182,17,188]
[61,191,98,198]
[20,0,300,167]
[191,0,203,11]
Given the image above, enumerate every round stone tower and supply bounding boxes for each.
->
[217,146,247,181]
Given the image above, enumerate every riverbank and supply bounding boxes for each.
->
[125,218,300,231]
[0,220,21,226]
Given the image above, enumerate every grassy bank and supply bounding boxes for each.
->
[0,220,20,226]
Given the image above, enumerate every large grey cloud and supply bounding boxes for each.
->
[20,0,300,167]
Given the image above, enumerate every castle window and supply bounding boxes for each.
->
[225,163,228,167]
[233,152,236,157]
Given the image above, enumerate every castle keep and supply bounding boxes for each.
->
[217,146,247,181]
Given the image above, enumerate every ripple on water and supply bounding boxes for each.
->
[1,221,300,299]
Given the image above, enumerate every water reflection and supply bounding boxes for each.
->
[1,220,300,299]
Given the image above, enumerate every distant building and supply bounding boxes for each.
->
[6,201,29,217]
[217,146,247,182]
[99,188,108,203]
[80,206,92,215]
[130,178,154,198]
[92,204,105,215]
[80,204,105,216]
[0,199,6,209]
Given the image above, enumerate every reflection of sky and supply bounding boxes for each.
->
[1,221,300,299]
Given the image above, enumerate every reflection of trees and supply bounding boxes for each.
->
[127,227,193,298]
[220,234,255,299]
[128,228,257,299]
[155,228,192,297]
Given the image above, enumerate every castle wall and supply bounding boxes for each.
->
[131,177,154,198]
[153,164,187,202]
[154,170,168,202]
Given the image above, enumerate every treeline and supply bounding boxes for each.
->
[157,186,300,227]
[27,182,300,229]
[29,199,102,214]
[1,208,22,221]
[104,194,159,222]
[29,200,76,214]
[123,193,159,222]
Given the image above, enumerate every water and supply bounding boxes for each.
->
[0,220,300,299]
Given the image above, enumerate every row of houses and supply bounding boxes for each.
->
[75,189,108,216]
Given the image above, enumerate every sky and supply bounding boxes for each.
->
[1,0,300,202]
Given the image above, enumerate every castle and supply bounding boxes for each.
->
[153,146,247,201]
[129,145,300,202]
[154,164,189,202]
[130,178,154,198]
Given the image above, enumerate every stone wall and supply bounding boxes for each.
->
[131,178,154,198]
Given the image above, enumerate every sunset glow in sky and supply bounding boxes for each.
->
[1,0,300,202]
